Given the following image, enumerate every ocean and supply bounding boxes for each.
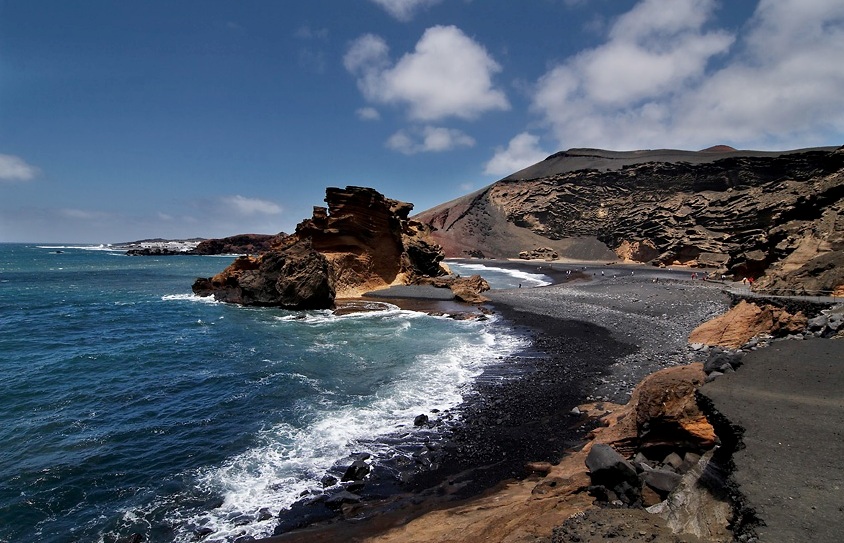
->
[0,244,550,543]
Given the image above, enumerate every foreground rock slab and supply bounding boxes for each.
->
[700,339,844,543]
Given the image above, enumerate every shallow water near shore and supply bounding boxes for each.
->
[0,245,549,543]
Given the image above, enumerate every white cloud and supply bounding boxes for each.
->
[386,126,476,154]
[345,25,509,121]
[530,0,844,150]
[295,25,329,74]
[59,208,110,220]
[369,0,444,21]
[356,107,381,121]
[294,25,329,40]
[484,132,550,176]
[221,195,283,215]
[0,154,39,182]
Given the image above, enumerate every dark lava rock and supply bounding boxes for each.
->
[341,459,370,482]
[586,444,638,488]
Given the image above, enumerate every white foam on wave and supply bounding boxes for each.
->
[161,293,221,304]
[447,261,552,288]
[273,303,415,326]
[36,244,122,252]
[168,314,526,542]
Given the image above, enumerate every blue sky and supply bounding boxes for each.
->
[1,0,842,243]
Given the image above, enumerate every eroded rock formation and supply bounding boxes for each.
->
[687,300,807,348]
[192,186,446,309]
[580,363,730,541]
[415,146,844,294]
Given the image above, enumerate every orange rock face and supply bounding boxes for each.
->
[688,300,807,348]
[631,363,716,450]
[615,239,659,263]
[592,364,716,454]
[193,186,447,308]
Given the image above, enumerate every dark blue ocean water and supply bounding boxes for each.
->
[0,244,547,542]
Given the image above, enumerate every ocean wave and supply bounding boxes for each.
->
[161,293,221,304]
[446,261,552,288]
[162,316,526,542]
[36,244,123,252]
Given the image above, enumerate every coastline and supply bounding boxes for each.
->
[260,262,734,542]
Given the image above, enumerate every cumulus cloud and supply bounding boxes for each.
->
[369,0,444,21]
[530,0,844,150]
[221,195,283,215]
[0,154,39,182]
[345,25,509,121]
[356,107,381,121]
[387,126,475,154]
[484,132,550,176]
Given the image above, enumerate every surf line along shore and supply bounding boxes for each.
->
[258,261,733,543]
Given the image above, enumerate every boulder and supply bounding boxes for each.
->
[449,275,491,303]
[632,363,716,451]
[703,350,744,375]
[615,239,660,263]
[415,274,491,304]
[642,468,683,494]
[585,444,638,488]
[324,490,362,508]
[688,300,808,348]
[341,459,370,482]
[518,247,559,260]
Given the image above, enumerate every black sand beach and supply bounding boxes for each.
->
[261,262,734,542]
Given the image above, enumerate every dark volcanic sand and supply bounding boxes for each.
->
[261,268,732,542]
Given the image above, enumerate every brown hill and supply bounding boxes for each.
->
[414,146,844,294]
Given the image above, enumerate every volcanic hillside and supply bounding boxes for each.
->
[414,146,844,295]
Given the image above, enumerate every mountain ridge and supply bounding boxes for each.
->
[414,145,844,294]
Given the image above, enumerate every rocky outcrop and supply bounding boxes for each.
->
[192,239,335,309]
[415,146,844,294]
[193,187,446,308]
[581,364,730,540]
[192,233,284,255]
[687,300,807,348]
[415,274,491,303]
[518,247,559,260]
[580,363,731,542]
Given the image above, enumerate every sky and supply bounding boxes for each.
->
[1,0,843,243]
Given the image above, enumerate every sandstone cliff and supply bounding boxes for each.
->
[193,186,446,309]
[415,146,844,294]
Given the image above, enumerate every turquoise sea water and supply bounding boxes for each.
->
[0,244,547,542]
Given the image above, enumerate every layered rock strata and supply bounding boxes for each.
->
[415,146,844,294]
[193,186,447,309]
